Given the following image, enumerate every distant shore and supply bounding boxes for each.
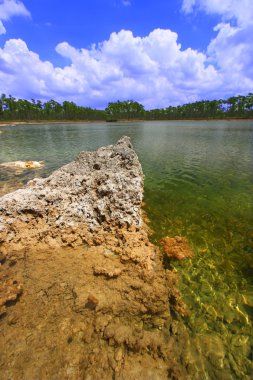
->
[0,117,253,127]
[0,120,106,126]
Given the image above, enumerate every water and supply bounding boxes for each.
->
[0,120,253,378]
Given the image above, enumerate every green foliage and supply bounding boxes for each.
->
[0,93,252,122]
[0,95,106,121]
[145,94,253,120]
[105,100,145,121]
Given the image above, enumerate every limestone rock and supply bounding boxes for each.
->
[0,136,143,252]
[0,160,44,170]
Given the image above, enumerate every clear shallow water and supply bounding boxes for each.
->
[1,120,253,378]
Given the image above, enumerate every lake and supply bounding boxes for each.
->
[0,120,253,378]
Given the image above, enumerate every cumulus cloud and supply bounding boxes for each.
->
[0,29,224,108]
[207,23,253,92]
[0,0,253,109]
[182,0,253,97]
[0,0,30,34]
[0,0,251,108]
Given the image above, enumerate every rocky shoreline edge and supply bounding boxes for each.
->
[0,137,191,380]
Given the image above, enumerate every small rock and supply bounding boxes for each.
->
[93,264,122,278]
[114,347,123,362]
[0,160,44,170]
[160,236,194,260]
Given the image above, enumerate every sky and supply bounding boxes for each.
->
[0,0,252,109]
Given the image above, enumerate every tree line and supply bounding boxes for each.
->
[145,94,253,120]
[0,93,252,122]
[0,95,106,121]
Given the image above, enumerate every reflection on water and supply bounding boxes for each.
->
[1,120,253,378]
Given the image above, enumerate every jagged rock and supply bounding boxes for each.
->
[0,136,143,252]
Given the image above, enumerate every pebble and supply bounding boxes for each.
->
[114,347,123,362]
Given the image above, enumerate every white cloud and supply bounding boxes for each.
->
[182,0,253,27]
[182,0,195,13]
[0,29,223,108]
[0,0,251,109]
[207,23,253,92]
[181,0,253,98]
[0,24,252,108]
[0,0,30,35]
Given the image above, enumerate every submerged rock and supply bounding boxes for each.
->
[160,236,194,260]
[0,160,44,170]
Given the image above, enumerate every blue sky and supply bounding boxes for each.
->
[0,0,252,109]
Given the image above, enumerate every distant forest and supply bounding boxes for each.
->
[0,93,252,122]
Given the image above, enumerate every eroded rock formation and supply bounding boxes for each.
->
[0,136,143,252]
[0,137,190,380]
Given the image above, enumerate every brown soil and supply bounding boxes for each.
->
[0,234,189,380]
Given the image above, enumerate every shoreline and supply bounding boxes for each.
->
[0,120,106,126]
[0,117,253,127]
[0,137,190,379]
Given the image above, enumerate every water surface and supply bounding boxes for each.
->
[0,120,253,379]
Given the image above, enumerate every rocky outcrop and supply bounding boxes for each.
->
[0,136,143,252]
[0,137,190,380]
